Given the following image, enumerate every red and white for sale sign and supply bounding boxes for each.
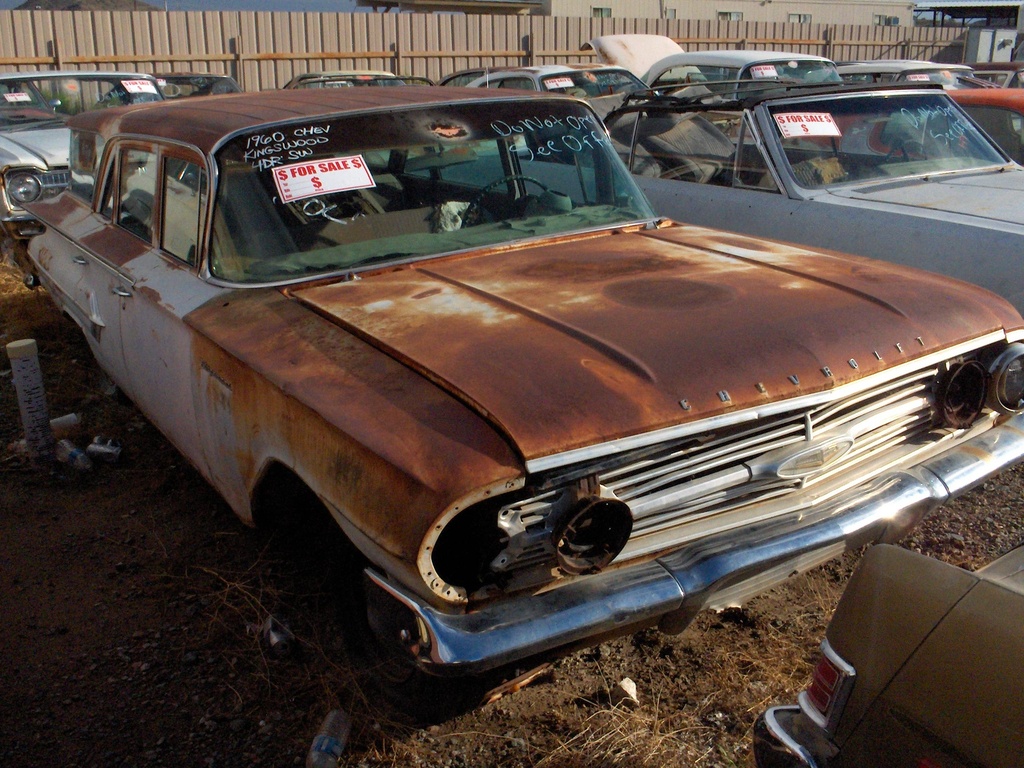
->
[273,155,376,203]
[773,112,842,138]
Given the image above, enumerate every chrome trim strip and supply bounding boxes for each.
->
[758,707,821,768]
[367,412,1024,672]
[526,332,1007,474]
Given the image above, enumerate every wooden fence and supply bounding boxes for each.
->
[0,10,968,90]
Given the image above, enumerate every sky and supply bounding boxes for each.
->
[0,1,366,10]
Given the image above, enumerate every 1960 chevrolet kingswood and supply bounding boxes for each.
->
[21,87,1024,714]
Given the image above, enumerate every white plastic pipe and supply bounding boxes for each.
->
[6,339,56,464]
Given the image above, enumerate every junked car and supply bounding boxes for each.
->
[754,543,1024,768]
[463,64,646,116]
[21,87,1024,715]
[971,60,1024,88]
[837,59,979,89]
[605,82,1024,310]
[0,70,162,276]
[585,35,841,94]
[949,86,1024,164]
[156,72,242,98]
[283,70,434,88]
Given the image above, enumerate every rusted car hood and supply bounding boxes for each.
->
[829,168,1024,225]
[293,224,1018,463]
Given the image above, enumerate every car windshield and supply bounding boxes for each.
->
[744,60,841,83]
[896,69,965,88]
[30,75,162,114]
[539,69,645,97]
[0,79,61,128]
[209,99,654,284]
[292,75,407,88]
[765,91,1007,188]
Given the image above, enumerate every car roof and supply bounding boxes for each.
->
[652,50,833,69]
[949,87,1024,108]
[0,70,158,80]
[837,59,972,74]
[291,69,398,79]
[972,61,1024,72]
[65,86,565,154]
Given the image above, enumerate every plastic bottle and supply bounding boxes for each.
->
[55,439,93,471]
[306,708,351,768]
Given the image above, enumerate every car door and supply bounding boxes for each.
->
[87,140,223,464]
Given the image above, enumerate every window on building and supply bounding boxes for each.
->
[592,7,611,17]
[874,14,900,25]
[788,13,812,23]
[718,11,743,21]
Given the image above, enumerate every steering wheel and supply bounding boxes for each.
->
[886,139,926,162]
[462,174,550,228]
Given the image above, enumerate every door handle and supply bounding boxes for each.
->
[112,285,132,297]
[72,256,88,265]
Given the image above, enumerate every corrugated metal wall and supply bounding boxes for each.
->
[0,10,967,89]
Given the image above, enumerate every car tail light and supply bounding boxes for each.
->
[798,638,855,732]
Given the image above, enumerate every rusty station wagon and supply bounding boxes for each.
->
[21,87,1024,712]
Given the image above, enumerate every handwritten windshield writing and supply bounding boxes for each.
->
[491,112,610,161]
[245,125,332,171]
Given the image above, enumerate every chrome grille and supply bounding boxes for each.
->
[490,363,946,584]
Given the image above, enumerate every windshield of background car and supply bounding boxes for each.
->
[209,99,654,283]
[742,60,841,83]
[765,92,1007,189]
[539,69,645,97]
[896,69,965,88]
[30,76,162,115]
[0,79,58,127]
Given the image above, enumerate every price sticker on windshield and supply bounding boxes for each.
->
[273,155,376,203]
[773,112,842,138]
[3,92,32,102]
[545,76,575,89]
[749,64,779,79]
[120,79,159,94]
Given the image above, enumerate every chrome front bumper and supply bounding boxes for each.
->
[365,413,1024,674]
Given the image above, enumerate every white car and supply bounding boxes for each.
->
[604,82,1024,310]
[1,70,162,276]
[838,59,979,89]
[585,34,841,93]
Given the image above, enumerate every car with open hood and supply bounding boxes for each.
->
[605,81,1024,311]
[754,543,1024,768]
[584,35,841,95]
[0,70,162,275]
[21,86,1024,716]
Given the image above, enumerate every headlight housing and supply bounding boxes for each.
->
[987,342,1024,414]
[6,171,43,205]
[4,167,70,209]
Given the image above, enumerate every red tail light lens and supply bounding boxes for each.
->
[798,639,855,732]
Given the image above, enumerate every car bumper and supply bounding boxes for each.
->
[365,413,1024,674]
[753,706,833,768]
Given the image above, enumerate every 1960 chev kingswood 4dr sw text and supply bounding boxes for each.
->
[21,87,1024,714]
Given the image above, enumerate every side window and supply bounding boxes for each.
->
[965,105,1024,164]
[734,117,780,192]
[161,157,207,265]
[117,148,158,241]
[498,77,536,90]
[68,130,105,203]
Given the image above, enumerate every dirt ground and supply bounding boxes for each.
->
[3,265,1024,768]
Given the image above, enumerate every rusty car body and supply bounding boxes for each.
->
[605,82,1024,311]
[754,543,1024,768]
[21,87,1024,703]
[949,86,1024,164]
[0,70,163,275]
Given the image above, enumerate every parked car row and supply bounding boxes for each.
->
[4,51,1024,749]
